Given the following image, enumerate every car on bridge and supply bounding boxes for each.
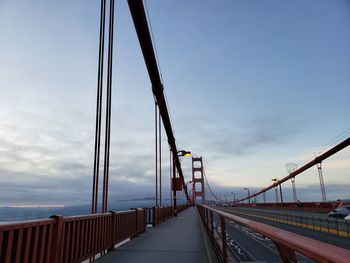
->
[328,205,350,219]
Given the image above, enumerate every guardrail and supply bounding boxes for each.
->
[198,205,350,263]
[230,207,350,237]
[234,201,349,213]
[0,205,188,263]
[146,205,188,226]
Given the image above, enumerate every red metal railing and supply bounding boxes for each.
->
[198,205,350,263]
[234,201,346,212]
[0,210,142,263]
[0,206,187,263]
[0,218,56,263]
[146,205,188,226]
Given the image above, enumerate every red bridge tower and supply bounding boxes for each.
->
[192,157,206,204]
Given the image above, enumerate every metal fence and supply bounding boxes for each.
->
[231,207,350,237]
[145,205,188,226]
[0,205,188,263]
[198,205,350,263]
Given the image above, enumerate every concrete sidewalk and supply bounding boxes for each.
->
[96,207,210,263]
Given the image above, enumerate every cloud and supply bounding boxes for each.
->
[0,121,165,205]
[178,113,303,161]
[0,0,349,209]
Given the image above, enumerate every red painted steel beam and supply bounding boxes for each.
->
[127,0,190,202]
[203,206,350,262]
[237,136,350,203]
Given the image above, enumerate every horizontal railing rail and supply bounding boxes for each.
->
[198,205,350,263]
[0,205,188,263]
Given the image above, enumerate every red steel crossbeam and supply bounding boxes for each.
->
[200,205,350,263]
[237,136,350,203]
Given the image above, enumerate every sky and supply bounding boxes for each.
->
[0,0,349,206]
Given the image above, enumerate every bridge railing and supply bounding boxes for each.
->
[0,217,56,263]
[236,201,346,212]
[146,205,188,226]
[0,205,188,263]
[229,207,350,237]
[198,205,350,263]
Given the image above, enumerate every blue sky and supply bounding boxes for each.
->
[0,0,349,206]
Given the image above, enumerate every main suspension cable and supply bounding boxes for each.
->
[203,166,223,202]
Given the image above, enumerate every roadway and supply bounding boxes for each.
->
[213,216,310,262]
[214,207,349,262]
[221,207,349,238]
[232,206,331,218]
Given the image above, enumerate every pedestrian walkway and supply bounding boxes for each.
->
[96,207,210,263]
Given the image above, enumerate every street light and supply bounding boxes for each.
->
[224,194,228,204]
[177,150,192,157]
[231,192,236,202]
[172,150,192,216]
[262,191,266,203]
[244,187,250,204]
[272,178,283,204]
[185,181,193,206]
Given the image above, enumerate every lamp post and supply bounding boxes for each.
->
[272,178,283,204]
[231,192,236,203]
[186,180,193,206]
[177,150,192,157]
[244,188,250,204]
[172,150,191,216]
[263,191,266,203]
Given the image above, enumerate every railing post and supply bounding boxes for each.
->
[205,208,209,226]
[220,215,227,263]
[50,215,63,263]
[152,207,156,226]
[131,209,139,236]
[147,208,151,225]
[152,207,159,226]
[273,241,297,262]
[157,207,160,224]
[108,211,116,251]
[210,210,214,238]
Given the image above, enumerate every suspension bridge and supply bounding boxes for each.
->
[1,0,350,262]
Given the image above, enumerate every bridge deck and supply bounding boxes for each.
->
[96,207,210,263]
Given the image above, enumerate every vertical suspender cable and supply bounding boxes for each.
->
[159,111,162,206]
[92,0,106,214]
[102,0,115,213]
[169,149,172,207]
[155,102,158,207]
